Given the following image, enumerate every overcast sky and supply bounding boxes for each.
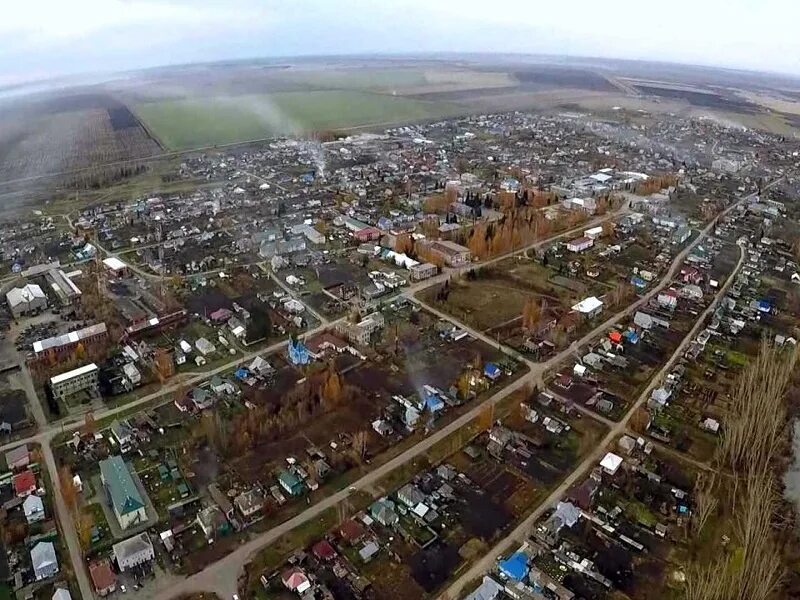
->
[2,0,799,85]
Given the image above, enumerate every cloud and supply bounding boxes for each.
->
[0,0,276,53]
[0,0,799,84]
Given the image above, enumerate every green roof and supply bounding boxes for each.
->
[100,456,145,516]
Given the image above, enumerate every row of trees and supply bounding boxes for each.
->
[197,363,349,459]
[684,341,799,600]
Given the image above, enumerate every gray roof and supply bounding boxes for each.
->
[31,541,57,571]
[5,444,28,465]
[113,533,153,562]
[6,284,46,307]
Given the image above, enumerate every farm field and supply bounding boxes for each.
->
[133,91,461,149]
[0,103,160,180]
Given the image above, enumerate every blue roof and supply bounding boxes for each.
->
[234,368,249,380]
[288,338,310,365]
[498,552,529,581]
[425,393,444,412]
[623,330,640,343]
[484,363,500,376]
[631,276,646,288]
[757,299,772,312]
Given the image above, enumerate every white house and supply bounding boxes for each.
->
[657,290,679,310]
[566,237,594,253]
[113,533,154,572]
[24,494,45,524]
[31,541,59,580]
[584,226,604,240]
[572,296,604,319]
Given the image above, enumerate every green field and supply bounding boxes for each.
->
[134,90,459,149]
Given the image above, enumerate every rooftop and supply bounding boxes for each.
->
[100,456,145,516]
[50,363,99,385]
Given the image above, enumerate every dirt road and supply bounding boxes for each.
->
[439,239,746,599]
[145,198,736,600]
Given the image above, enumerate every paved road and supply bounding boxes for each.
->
[438,216,748,599]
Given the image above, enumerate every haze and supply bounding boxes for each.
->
[2,0,800,85]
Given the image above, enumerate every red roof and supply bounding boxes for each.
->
[339,519,365,543]
[312,539,336,561]
[13,470,36,496]
[89,561,117,591]
[608,331,622,343]
[281,567,309,590]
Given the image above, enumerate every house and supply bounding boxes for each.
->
[369,499,399,527]
[672,225,692,245]
[23,494,45,523]
[13,469,36,497]
[111,420,134,448]
[312,540,337,562]
[657,290,679,310]
[359,541,380,563]
[278,470,304,497]
[600,452,624,475]
[234,489,264,519]
[339,519,366,545]
[113,533,154,572]
[195,338,216,356]
[584,226,604,240]
[6,283,47,318]
[209,483,234,519]
[498,552,529,582]
[397,483,426,508]
[566,236,594,253]
[5,445,30,470]
[196,505,230,540]
[465,576,504,600]
[102,257,130,278]
[209,308,232,323]
[282,567,312,594]
[31,541,58,580]
[52,588,71,600]
[681,284,703,301]
[650,387,671,409]
[372,419,393,436]
[89,560,117,596]
[484,363,501,381]
[100,455,148,530]
[572,296,604,319]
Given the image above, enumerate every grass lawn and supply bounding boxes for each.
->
[134,91,459,149]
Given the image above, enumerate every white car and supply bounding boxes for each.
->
[120,585,127,593]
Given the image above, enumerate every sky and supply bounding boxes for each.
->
[1,0,800,85]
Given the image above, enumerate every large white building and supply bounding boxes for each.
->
[50,364,100,401]
[113,533,154,572]
[6,284,47,318]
